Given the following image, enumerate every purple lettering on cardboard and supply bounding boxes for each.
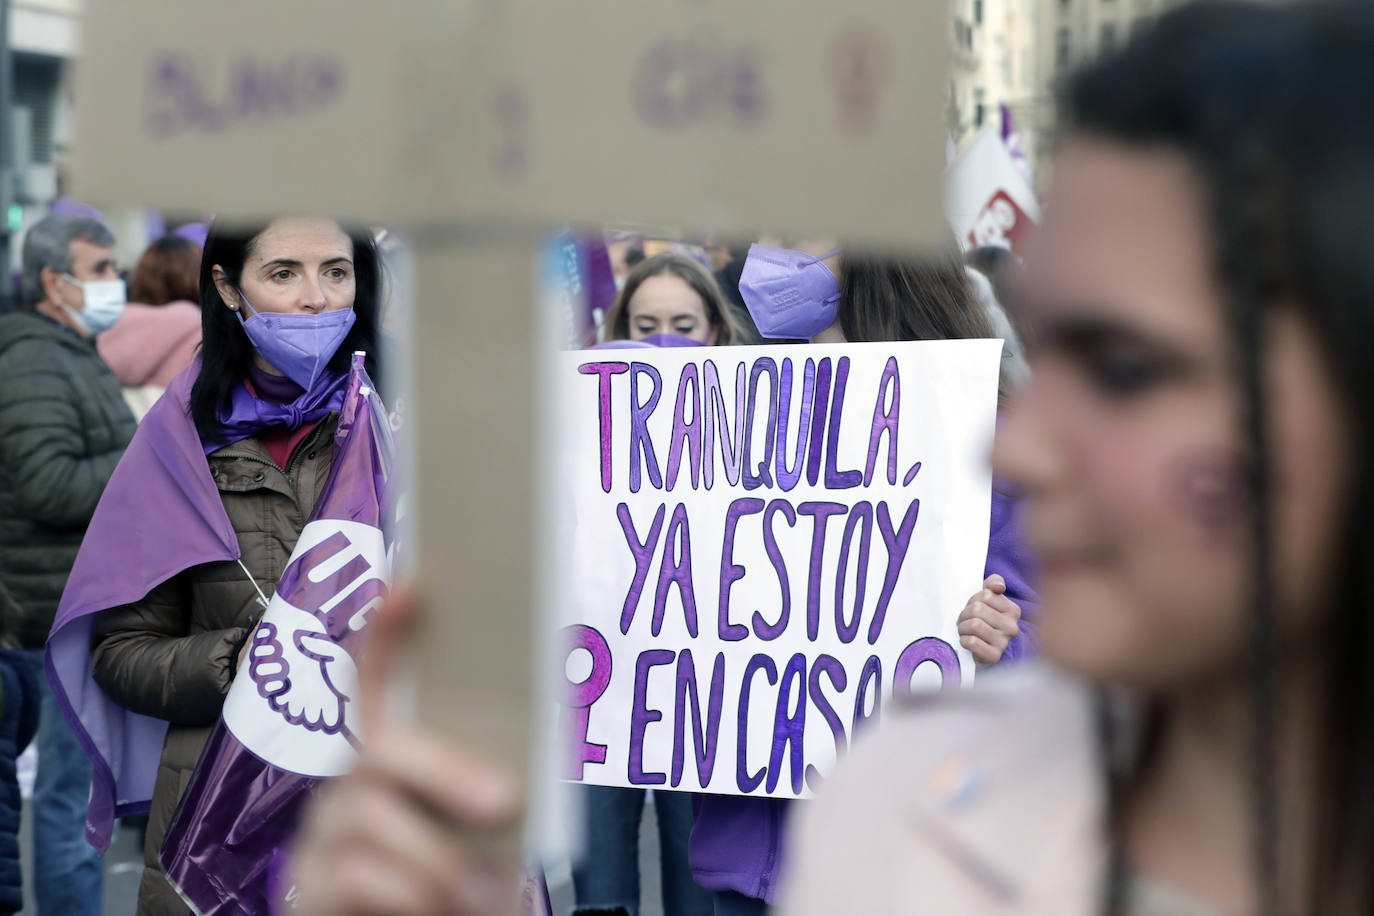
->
[671,649,725,788]
[804,655,848,792]
[824,357,864,489]
[665,364,703,490]
[766,653,808,794]
[867,499,921,644]
[894,637,961,693]
[579,361,629,493]
[629,362,664,493]
[864,356,901,487]
[736,654,777,793]
[617,502,665,635]
[851,655,884,734]
[633,35,768,130]
[145,51,344,138]
[703,360,745,489]
[652,504,699,638]
[797,501,846,640]
[753,499,796,641]
[805,358,833,487]
[834,502,874,644]
[628,649,676,785]
[717,498,764,641]
[775,358,816,492]
[562,625,613,780]
[741,357,778,490]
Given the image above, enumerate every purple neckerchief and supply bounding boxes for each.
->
[44,358,344,852]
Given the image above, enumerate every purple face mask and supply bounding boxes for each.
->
[738,243,843,339]
[235,290,356,391]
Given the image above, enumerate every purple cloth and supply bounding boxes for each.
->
[687,486,1038,903]
[49,197,103,221]
[43,359,347,852]
[161,357,393,915]
[174,222,210,248]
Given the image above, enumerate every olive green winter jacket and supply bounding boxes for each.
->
[0,311,136,648]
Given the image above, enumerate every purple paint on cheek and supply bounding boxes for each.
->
[893,637,961,693]
[1167,452,1249,541]
[579,362,629,493]
[561,625,613,780]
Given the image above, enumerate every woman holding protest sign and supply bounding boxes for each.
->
[684,242,1038,914]
[784,2,1374,913]
[602,250,742,348]
[570,250,738,916]
[46,216,384,915]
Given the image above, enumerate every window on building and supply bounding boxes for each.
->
[974,88,986,129]
[1056,28,1071,69]
[1100,22,1118,52]
[974,0,983,26]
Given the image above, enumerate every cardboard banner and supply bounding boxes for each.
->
[945,126,1042,255]
[72,0,950,247]
[555,341,1001,798]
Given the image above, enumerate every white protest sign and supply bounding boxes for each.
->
[555,341,1001,798]
[946,126,1042,255]
[72,0,950,246]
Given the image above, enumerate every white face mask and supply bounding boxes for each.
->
[61,276,127,336]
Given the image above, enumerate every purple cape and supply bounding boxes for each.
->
[44,359,346,852]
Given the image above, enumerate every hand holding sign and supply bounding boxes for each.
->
[286,588,524,916]
[957,574,1023,666]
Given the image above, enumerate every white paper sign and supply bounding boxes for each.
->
[945,126,1042,254]
[555,341,1001,798]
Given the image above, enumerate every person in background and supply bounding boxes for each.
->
[0,212,133,914]
[602,251,741,347]
[80,216,383,914]
[0,580,40,916]
[99,234,205,418]
[687,241,1038,916]
[711,241,765,346]
[570,251,736,916]
[965,245,1022,320]
[785,2,1374,913]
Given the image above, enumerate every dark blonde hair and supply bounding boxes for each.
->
[603,251,740,346]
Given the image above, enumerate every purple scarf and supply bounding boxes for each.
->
[44,358,346,852]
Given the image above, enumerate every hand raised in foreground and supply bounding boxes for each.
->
[285,588,524,916]
[957,574,1022,666]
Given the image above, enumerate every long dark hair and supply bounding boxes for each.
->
[604,251,741,345]
[1065,2,1374,911]
[190,219,383,441]
[837,247,994,344]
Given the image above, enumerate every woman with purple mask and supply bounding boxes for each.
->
[63,217,383,914]
[686,241,1038,915]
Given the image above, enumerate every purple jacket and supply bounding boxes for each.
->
[688,487,1038,903]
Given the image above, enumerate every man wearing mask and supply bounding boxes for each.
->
[0,212,135,914]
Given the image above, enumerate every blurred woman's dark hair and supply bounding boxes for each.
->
[838,247,995,345]
[604,251,741,346]
[1064,1,1374,911]
[128,235,203,306]
[190,220,383,441]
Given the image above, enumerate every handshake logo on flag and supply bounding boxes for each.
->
[225,518,390,778]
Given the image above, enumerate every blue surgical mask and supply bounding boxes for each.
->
[61,276,126,336]
[235,290,356,391]
[738,244,843,339]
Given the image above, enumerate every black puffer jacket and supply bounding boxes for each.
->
[0,311,136,648]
